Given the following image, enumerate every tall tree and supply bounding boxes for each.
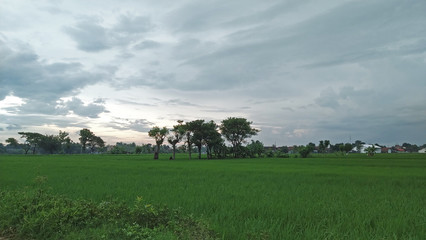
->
[183,121,197,160]
[39,134,61,154]
[319,140,325,153]
[220,117,259,158]
[202,120,223,159]
[18,132,43,154]
[79,129,104,153]
[79,129,94,153]
[89,136,105,153]
[324,140,330,152]
[148,126,169,159]
[58,131,72,153]
[189,119,205,159]
[167,120,185,160]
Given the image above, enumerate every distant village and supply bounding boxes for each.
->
[264,143,426,154]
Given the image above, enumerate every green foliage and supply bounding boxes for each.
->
[109,145,127,154]
[148,126,169,159]
[135,146,143,154]
[18,132,44,154]
[79,129,104,153]
[0,178,217,240]
[365,145,376,157]
[246,140,265,158]
[5,137,19,147]
[297,145,313,158]
[168,121,186,160]
[220,117,259,158]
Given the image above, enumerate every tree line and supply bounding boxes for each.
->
[2,116,425,158]
[1,117,261,158]
[148,117,259,159]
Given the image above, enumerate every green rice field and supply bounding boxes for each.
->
[1,153,425,239]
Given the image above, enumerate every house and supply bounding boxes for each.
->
[352,144,382,154]
[419,148,426,153]
[394,147,405,153]
[381,147,392,153]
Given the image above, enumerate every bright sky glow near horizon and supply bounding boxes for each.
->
[1,0,426,147]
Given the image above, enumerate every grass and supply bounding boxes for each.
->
[0,153,425,239]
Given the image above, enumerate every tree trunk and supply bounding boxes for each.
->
[198,145,202,159]
[172,145,176,160]
[154,144,160,159]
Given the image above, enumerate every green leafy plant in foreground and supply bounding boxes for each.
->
[0,177,217,240]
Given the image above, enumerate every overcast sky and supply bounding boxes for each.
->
[1,0,425,147]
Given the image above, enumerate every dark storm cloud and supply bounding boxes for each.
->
[172,0,426,91]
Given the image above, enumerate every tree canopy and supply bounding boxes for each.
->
[220,117,259,158]
[148,126,169,159]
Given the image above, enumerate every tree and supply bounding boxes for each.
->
[148,126,169,159]
[79,129,94,153]
[246,140,265,158]
[5,138,19,147]
[324,140,330,153]
[79,129,104,153]
[220,117,259,158]
[188,120,205,159]
[402,143,419,153]
[354,140,365,153]
[89,136,105,153]
[280,146,289,154]
[297,145,313,158]
[183,121,197,160]
[38,134,62,154]
[365,145,376,157]
[339,143,353,154]
[58,131,72,153]
[167,120,185,160]
[319,140,325,153]
[202,120,223,159]
[18,132,44,154]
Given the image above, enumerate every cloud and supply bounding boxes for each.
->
[62,97,109,118]
[6,124,22,131]
[1,0,425,146]
[63,20,110,52]
[108,118,154,132]
[0,39,112,114]
[64,13,154,52]
[133,40,161,50]
[114,14,153,34]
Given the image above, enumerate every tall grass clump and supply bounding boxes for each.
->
[0,176,217,240]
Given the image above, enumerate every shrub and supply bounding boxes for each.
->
[297,146,312,158]
[0,178,218,240]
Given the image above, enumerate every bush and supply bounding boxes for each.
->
[297,146,312,158]
[0,178,218,240]
[266,150,274,158]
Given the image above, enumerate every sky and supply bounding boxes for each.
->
[1,0,426,147]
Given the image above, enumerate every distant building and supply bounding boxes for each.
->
[352,144,382,154]
[419,148,426,153]
[381,147,392,153]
